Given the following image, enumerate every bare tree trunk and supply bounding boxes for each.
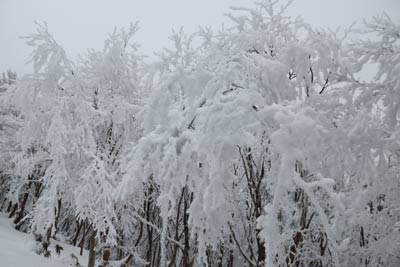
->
[8,203,18,218]
[146,183,154,265]
[80,221,87,256]
[100,245,110,267]
[52,198,62,238]
[168,187,185,267]
[99,230,110,267]
[14,193,29,225]
[73,220,82,246]
[88,232,97,267]
[182,187,190,267]
[6,201,12,212]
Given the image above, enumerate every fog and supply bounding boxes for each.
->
[1,0,399,74]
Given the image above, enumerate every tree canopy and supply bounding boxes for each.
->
[0,1,399,266]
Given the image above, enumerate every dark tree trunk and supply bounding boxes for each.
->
[6,201,12,212]
[14,193,29,225]
[168,187,185,267]
[146,183,154,265]
[99,245,110,267]
[9,203,18,218]
[88,232,97,267]
[182,188,190,267]
[80,221,88,256]
[73,220,82,246]
[52,198,62,238]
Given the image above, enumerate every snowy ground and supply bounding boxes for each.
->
[0,213,88,267]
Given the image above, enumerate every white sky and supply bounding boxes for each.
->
[1,0,399,74]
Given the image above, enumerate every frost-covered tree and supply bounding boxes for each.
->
[3,21,145,264]
[117,1,399,267]
[0,70,21,215]
[1,1,399,267]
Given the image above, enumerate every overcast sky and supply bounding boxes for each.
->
[1,0,399,74]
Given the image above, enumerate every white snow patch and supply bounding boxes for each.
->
[0,213,88,267]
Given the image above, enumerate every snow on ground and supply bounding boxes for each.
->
[0,213,88,267]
